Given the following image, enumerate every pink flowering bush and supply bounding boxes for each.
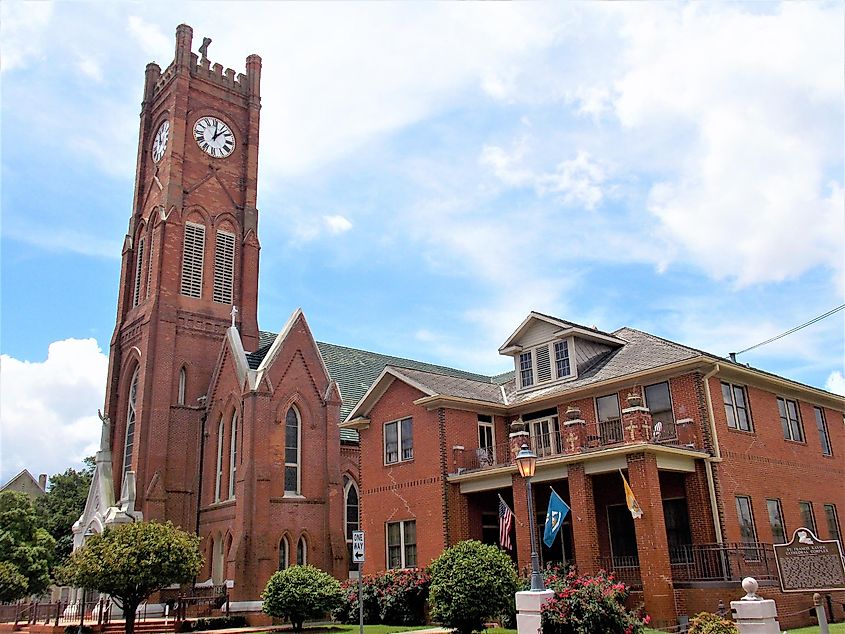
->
[540,570,650,634]
[334,568,430,625]
[688,612,738,634]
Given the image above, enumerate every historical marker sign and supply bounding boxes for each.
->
[773,528,845,593]
[352,530,365,563]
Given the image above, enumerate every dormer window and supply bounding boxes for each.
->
[519,352,533,387]
[517,340,574,390]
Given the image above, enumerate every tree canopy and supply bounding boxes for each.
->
[60,521,202,634]
[262,565,343,631]
[35,459,94,563]
[0,491,55,600]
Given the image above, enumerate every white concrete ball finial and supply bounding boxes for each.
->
[741,576,760,601]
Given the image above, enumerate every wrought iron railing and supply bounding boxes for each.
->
[670,542,778,583]
[0,598,112,626]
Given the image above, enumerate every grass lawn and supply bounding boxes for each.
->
[296,626,432,634]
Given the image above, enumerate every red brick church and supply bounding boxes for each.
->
[75,25,845,629]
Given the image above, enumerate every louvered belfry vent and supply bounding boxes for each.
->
[213,230,235,304]
[181,222,206,298]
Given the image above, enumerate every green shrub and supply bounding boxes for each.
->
[688,611,739,634]
[334,568,430,625]
[262,564,342,631]
[540,570,650,634]
[64,627,92,634]
[428,540,519,634]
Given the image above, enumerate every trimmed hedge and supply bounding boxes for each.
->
[176,616,247,632]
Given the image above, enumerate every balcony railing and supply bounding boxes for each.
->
[455,418,698,474]
[594,543,778,589]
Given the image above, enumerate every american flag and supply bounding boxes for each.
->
[498,494,514,551]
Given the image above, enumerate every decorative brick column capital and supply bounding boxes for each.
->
[621,406,653,442]
[509,430,530,463]
[563,418,586,453]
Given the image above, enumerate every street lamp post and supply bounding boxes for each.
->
[515,443,545,592]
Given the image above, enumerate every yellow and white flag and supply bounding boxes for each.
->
[620,470,643,519]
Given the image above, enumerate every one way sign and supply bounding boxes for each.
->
[352,530,365,563]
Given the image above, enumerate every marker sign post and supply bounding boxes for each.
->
[352,531,365,634]
[773,528,845,593]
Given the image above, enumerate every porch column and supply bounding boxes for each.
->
[626,452,676,626]
[567,462,599,575]
[684,460,717,544]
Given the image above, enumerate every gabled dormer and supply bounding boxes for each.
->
[498,312,625,392]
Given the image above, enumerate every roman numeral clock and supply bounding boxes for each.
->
[193,116,236,158]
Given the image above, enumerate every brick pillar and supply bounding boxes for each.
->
[684,460,716,544]
[626,452,676,627]
[621,406,653,442]
[567,462,598,575]
[562,419,586,453]
[511,473,532,574]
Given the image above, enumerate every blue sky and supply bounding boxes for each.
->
[1,1,843,483]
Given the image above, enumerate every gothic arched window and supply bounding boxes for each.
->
[344,476,360,572]
[296,535,307,566]
[123,368,139,476]
[180,221,205,298]
[228,411,238,499]
[279,536,290,570]
[177,367,186,405]
[284,407,301,495]
[214,417,225,502]
[133,238,145,307]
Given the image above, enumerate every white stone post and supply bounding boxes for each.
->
[515,589,554,634]
[730,577,782,634]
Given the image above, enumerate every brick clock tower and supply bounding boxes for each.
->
[103,24,261,529]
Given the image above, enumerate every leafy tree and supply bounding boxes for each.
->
[0,491,55,599]
[428,540,520,634]
[0,561,29,602]
[35,460,94,563]
[59,521,202,634]
[262,564,342,631]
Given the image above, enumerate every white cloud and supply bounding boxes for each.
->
[127,15,171,60]
[481,143,607,209]
[825,371,845,397]
[324,215,353,235]
[0,1,53,73]
[0,339,107,484]
[75,53,103,82]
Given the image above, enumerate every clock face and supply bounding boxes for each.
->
[152,120,169,163]
[193,116,236,158]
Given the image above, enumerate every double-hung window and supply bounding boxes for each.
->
[799,501,817,534]
[387,520,416,569]
[385,417,413,464]
[824,504,841,542]
[778,397,804,442]
[477,415,495,465]
[519,351,533,388]
[553,341,571,379]
[814,407,832,456]
[736,496,759,558]
[766,499,786,544]
[596,393,622,445]
[722,382,752,432]
[645,381,675,438]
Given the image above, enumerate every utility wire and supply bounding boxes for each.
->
[731,303,845,359]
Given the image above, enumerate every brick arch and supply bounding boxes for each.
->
[181,205,212,226]
[295,531,310,566]
[277,531,293,570]
[212,212,238,233]
[113,354,142,481]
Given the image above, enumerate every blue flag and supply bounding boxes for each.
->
[543,489,570,547]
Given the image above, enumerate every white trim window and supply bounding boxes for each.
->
[722,382,752,432]
[553,341,571,379]
[296,535,307,565]
[477,415,495,465]
[180,222,205,298]
[519,351,533,388]
[213,230,236,304]
[386,520,416,569]
[284,407,301,495]
[517,340,574,390]
[123,368,139,475]
[214,417,225,502]
[385,417,413,464]
[133,238,145,307]
[228,411,238,499]
[528,414,560,457]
